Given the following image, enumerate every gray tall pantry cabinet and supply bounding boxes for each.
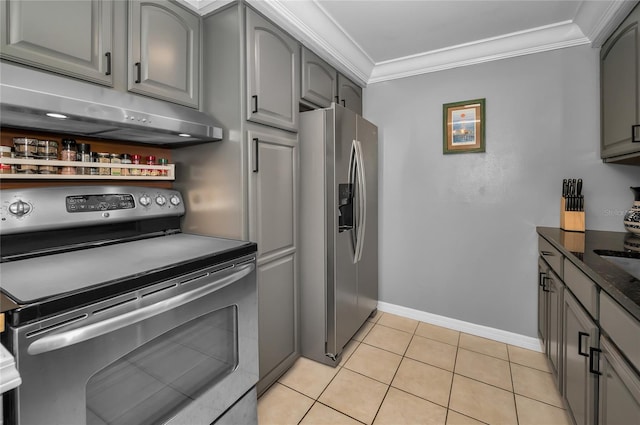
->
[173,2,300,395]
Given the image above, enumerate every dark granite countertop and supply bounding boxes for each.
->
[537,227,640,322]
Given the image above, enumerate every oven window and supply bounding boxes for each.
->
[85,305,238,425]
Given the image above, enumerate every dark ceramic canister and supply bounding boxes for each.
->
[623,187,640,235]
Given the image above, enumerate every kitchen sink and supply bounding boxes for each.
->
[594,250,640,280]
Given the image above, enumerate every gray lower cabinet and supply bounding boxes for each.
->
[247,125,299,394]
[246,8,299,131]
[0,0,113,86]
[337,73,363,115]
[563,291,599,425]
[600,2,640,163]
[598,336,640,425]
[301,46,337,108]
[128,0,200,108]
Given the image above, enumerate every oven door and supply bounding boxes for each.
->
[5,255,257,425]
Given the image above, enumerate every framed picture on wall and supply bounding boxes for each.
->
[443,98,485,154]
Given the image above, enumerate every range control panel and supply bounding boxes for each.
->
[0,186,185,235]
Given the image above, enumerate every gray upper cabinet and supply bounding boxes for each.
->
[246,8,299,132]
[128,0,200,108]
[301,46,337,108]
[601,3,640,163]
[337,73,363,115]
[0,0,113,86]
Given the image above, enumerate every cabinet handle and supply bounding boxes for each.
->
[542,277,550,292]
[538,272,546,287]
[135,62,141,84]
[589,347,602,375]
[341,99,346,107]
[252,95,258,113]
[541,251,554,256]
[633,125,640,143]
[578,331,589,356]
[105,52,112,76]
[253,138,259,173]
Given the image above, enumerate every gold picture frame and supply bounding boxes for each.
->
[443,98,485,154]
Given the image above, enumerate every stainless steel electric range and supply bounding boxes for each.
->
[0,186,258,425]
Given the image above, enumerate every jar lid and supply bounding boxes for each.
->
[0,146,12,152]
[77,143,91,152]
[97,152,110,157]
[38,140,58,147]
[13,138,38,145]
[110,153,121,158]
[61,139,77,148]
[121,153,131,160]
[158,158,168,165]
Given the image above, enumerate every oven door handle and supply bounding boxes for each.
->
[27,263,255,356]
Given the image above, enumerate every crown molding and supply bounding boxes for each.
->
[177,0,634,86]
[369,21,590,84]
[575,0,638,47]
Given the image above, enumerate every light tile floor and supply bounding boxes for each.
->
[258,312,572,425]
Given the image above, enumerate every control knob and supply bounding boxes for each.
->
[8,200,31,217]
[139,195,152,207]
[169,195,181,206]
[155,195,167,206]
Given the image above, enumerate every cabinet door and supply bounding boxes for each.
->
[301,47,337,108]
[563,292,598,425]
[599,336,640,425]
[246,8,299,131]
[247,126,298,390]
[337,73,363,115]
[600,4,640,160]
[538,258,549,344]
[547,273,563,389]
[129,0,200,108]
[0,0,113,85]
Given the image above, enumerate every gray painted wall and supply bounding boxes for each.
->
[364,45,638,337]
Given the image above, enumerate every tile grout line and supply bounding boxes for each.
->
[443,332,460,424]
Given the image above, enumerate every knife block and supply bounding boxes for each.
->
[560,197,585,233]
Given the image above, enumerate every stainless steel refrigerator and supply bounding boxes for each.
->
[299,104,378,367]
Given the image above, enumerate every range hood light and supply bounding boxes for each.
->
[46,113,68,119]
[178,133,191,137]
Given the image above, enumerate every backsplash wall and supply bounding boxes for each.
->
[364,44,638,338]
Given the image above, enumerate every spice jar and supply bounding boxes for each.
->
[37,140,58,158]
[0,146,13,174]
[60,139,77,175]
[38,158,58,175]
[13,138,38,157]
[89,152,99,175]
[121,153,132,176]
[158,158,168,177]
[110,153,122,176]
[145,155,157,177]
[131,154,142,176]
[97,152,111,175]
[77,143,91,175]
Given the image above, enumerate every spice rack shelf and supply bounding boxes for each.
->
[0,158,175,180]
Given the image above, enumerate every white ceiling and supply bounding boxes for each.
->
[181,0,638,86]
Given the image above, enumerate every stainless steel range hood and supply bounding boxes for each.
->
[0,63,223,145]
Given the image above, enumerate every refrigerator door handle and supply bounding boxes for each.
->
[354,140,367,263]
[347,140,358,254]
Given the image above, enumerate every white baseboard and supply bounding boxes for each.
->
[377,301,543,353]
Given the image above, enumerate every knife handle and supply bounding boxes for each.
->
[563,179,568,197]
[577,178,582,196]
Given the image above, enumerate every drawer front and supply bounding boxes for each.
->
[539,236,563,277]
[600,292,640,371]
[564,259,598,319]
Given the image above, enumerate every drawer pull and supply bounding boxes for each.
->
[541,251,554,256]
